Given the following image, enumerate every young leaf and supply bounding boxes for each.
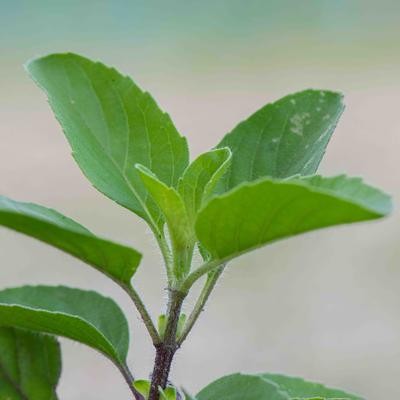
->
[0,286,129,364]
[196,175,391,261]
[260,373,361,400]
[216,90,344,190]
[27,53,189,227]
[133,380,151,398]
[159,386,178,400]
[196,373,289,400]
[0,195,142,285]
[0,327,61,400]
[136,164,193,279]
[178,148,231,222]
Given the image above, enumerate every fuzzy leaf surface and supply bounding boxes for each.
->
[0,195,141,285]
[178,148,231,222]
[0,286,129,364]
[137,164,192,278]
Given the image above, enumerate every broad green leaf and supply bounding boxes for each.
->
[261,373,361,399]
[216,90,344,190]
[0,327,61,400]
[136,164,193,279]
[27,53,189,226]
[196,373,289,400]
[178,148,231,222]
[0,286,129,364]
[0,195,141,285]
[196,175,391,260]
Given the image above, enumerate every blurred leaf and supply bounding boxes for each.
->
[159,386,177,400]
[0,286,129,364]
[196,175,391,260]
[260,373,362,399]
[178,148,231,222]
[0,327,61,400]
[196,373,289,400]
[27,53,189,226]
[0,195,141,285]
[133,380,150,398]
[217,90,344,190]
[137,164,193,279]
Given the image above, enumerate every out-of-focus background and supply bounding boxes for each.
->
[1,1,399,399]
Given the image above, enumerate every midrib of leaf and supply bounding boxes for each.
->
[66,61,160,231]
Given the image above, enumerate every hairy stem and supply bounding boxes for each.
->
[180,259,222,295]
[148,289,186,400]
[124,284,161,345]
[177,265,224,345]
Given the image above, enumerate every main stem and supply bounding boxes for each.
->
[148,289,186,400]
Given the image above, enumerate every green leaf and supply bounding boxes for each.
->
[216,90,344,190]
[159,386,177,400]
[260,373,362,400]
[27,53,189,226]
[0,195,142,285]
[136,164,193,279]
[0,286,129,364]
[178,148,231,222]
[196,175,391,260]
[133,380,151,398]
[0,327,61,400]
[196,373,289,400]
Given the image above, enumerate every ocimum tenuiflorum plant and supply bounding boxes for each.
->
[0,53,392,400]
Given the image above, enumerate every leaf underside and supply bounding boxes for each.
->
[0,286,129,364]
[0,195,142,285]
[0,327,61,400]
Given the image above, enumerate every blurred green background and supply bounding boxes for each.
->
[1,1,400,399]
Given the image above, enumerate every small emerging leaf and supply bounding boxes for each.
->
[0,286,129,364]
[217,90,344,190]
[0,327,61,400]
[133,380,151,398]
[196,175,391,261]
[137,164,193,279]
[260,373,361,400]
[158,314,167,340]
[159,386,178,400]
[0,195,142,285]
[27,53,189,227]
